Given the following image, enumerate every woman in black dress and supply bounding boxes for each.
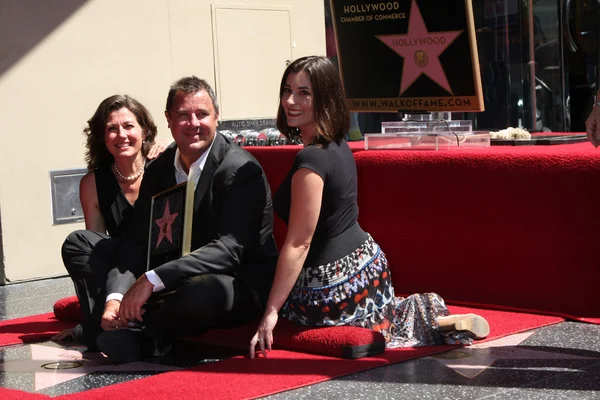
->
[250,56,489,358]
[54,95,168,345]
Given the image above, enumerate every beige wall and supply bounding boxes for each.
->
[0,0,325,282]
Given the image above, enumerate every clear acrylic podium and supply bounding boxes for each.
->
[364,112,490,150]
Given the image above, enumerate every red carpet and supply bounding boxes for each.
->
[0,388,50,399]
[0,313,74,347]
[0,307,564,400]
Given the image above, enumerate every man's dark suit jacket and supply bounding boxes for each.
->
[106,133,278,304]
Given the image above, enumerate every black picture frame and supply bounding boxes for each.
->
[147,181,194,271]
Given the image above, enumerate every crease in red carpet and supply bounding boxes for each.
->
[0,307,565,400]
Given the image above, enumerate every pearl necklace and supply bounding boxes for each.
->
[114,159,145,181]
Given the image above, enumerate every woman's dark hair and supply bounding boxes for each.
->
[276,56,349,144]
[84,95,158,170]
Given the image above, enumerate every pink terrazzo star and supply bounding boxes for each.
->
[0,343,180,392]
[431,331,600,379]
[376,0,462,95]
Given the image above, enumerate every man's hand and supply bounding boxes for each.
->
[119,274,154,323]
[101,300,126,331]
[586,103,600,148]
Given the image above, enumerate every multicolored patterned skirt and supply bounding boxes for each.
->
[280,235,474,348]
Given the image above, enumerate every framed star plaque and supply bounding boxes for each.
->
[146,181,194,271]
[330,0,484,112]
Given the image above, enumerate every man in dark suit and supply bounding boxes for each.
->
[70,76,277,361]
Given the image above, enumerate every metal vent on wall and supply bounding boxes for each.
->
[49,169,86,225]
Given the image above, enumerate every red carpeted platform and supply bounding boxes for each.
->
[246,142,600,320]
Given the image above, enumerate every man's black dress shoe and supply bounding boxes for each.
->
[97,329,172,363]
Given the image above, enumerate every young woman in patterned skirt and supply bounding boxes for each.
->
[249,56,489,358]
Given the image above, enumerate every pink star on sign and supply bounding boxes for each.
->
[154,199,179,248]
[376,0,462,95]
